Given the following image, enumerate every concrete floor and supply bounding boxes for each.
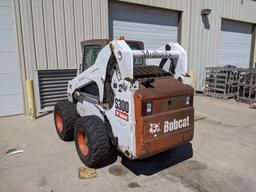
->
[0,95,256,192]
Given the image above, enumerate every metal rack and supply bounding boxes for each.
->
[205,67,239,99]
[237,69,256,104]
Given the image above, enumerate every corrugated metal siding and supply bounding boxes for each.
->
[15,0,109,75]
[43,0,58,69]
[54,0,67,69]
[64,0,76,68]
[32,0,47,70]
[74,0,84,69]
[254,27,256,67]
[116,0,185,11]
[18,0,36,79]
[222,0,256,23]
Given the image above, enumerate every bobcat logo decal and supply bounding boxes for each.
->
[149,123,161,134]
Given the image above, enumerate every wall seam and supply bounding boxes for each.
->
[100,0,102,38]
[52,0,59,69]
[29,0,37,71]
[91,0,94,37]
[41,0,48,69]
[63,0,68,68]
[81,0,85,40]
[29,0,37,73]
[72,0,78,66]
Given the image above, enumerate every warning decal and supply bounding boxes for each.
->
[115,109,129,121]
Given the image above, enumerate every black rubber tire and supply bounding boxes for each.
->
[54,101,79,141]
[74,115,116,168]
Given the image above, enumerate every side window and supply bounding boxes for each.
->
[82,44,103,71]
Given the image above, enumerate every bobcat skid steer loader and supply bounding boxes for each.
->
[54,38,194,168]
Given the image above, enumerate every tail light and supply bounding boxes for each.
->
[185,95,193,106]
[142,102,152,116]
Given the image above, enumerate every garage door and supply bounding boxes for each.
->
[219,19,253,68]
[109,2,179,50]
[0,0,24,116]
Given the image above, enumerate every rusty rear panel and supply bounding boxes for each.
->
[134,76,194,159]
[140,107,194,157]
[142,107,194,141]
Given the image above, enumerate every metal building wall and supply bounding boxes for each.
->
[189,0,256,90]
[13,0,256,93]
[13,0,108,80]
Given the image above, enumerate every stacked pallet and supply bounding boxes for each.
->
[237,69,256,104]
[205,67,239,99]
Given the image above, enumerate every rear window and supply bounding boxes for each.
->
[127,42,144,65]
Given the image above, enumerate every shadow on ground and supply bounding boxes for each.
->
[120,143,193,176]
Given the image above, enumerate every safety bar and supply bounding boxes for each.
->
[132,50,179,59]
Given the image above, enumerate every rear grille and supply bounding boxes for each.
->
[37,69,77,111]
[134,65,171,79]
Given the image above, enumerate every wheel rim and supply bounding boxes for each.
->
[78,128,89,156]
[56,112,64,133]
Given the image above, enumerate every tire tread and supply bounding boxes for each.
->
[75,115,115,168]
[54,101,79,141]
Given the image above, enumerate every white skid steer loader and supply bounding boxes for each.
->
[54,38,194,168]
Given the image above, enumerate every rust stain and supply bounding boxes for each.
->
[134,93,143,158]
